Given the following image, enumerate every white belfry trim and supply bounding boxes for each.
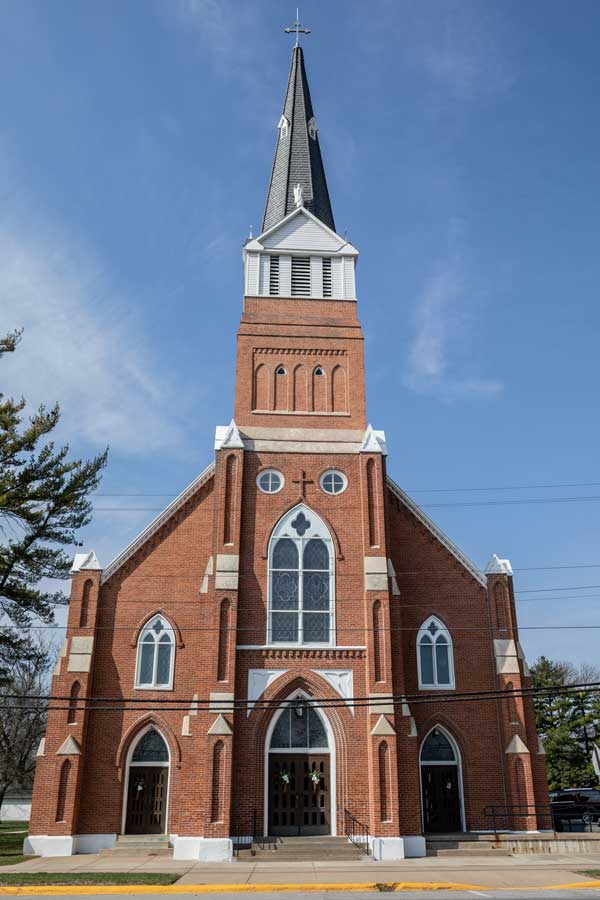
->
[102,463,215,583]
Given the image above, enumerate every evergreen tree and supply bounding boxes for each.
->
[531,656,600,790]
[0,331,107,680]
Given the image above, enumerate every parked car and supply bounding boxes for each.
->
[550,788,600,831]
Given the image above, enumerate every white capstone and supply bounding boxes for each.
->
[207,714,233,736]
[247,669,288,714]
[506,735,529,754]
[485,554,513,576]
[370,714,396,736]
[314,670,354,713]
[70,551,101,573]
[56,736,81,756]
[360,424,387,455]
[215,420,244,451]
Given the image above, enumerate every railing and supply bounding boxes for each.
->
[344,808,371,854]
[484,803,598,834]
[231,809,257,858]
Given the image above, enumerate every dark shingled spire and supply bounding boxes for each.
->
[262,45,335,233]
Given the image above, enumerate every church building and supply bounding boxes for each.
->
[27,36,549,861]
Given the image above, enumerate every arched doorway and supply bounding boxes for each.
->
[265,692,334,836]
[420,727,464,834]
[123,727,170,835]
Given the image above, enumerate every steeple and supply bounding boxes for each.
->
[262,44,335,233]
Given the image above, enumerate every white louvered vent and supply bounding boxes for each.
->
[322,258,332,297]
[269,256,280,296]
[291,257,311,297]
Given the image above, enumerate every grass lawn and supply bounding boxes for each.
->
[581,870,600,879]
[0,821,28,833]
[0,873,180,886]
[0,828,34,866]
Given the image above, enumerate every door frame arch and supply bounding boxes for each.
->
[263,688,337,835]
[121,723,171,835]
[419,724,466,833]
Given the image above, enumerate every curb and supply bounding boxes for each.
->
[0,880,599,895]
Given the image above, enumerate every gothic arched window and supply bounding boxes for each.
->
[417,616,454,689]
[135,615,175,689]
[268,505,334,645]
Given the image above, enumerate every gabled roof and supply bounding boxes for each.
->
[101,463,215,584]
[263,45,335,232]
[244,205,358,256]
[386,476,486,587]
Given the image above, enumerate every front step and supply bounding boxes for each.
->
[100,835,172,858]
[425,835,512,858]
[236,835,368,862]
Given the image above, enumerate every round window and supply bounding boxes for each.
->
[257,469,284,494]
[320,470,347,495]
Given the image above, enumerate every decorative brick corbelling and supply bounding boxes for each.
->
[236,647,366,660]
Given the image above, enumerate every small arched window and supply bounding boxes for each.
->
[67,681,80,724]
[417,616,454,689]
[80,579,92,628]
[135,615,175,689]
[268,505,334,645]
[275,365,287,376]
[313,366,324,376]
[55,759,71,822]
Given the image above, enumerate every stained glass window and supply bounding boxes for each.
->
[132,728,169,762]
[269,702,329,749]
[417,617,454,689]
[421,729,456,762]
[269,508,332,645]
[136,616,175,688]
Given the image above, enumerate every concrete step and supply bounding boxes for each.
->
[427,839,496,850]
[236,836,367,862]
[428,848,512,857]
[116,834,170,843]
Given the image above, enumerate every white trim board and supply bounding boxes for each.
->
[386,476,486,587]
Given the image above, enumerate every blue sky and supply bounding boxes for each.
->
[2,0,599,667]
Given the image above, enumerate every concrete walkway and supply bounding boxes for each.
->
[2,851,600,890]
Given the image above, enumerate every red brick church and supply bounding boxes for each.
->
[27,37,549,861]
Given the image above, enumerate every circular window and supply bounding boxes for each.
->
[320,470,347,495]
[257,469,284,494]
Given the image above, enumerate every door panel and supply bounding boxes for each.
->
[125,766,168,834]
[421,765,462,833]
[268,754,330,835]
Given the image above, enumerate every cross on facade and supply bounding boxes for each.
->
[292,469,314,498]
[284,10,311,47]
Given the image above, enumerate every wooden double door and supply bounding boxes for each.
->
[125,766,168,834]
[268,754,331,835]
[421,764,462,833]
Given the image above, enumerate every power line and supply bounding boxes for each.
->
[6,681,600,714]
[87,495,600,513]
[92,481,600,497]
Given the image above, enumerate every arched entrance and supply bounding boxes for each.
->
[265,692,334,836]
[123,727,170,835]
[420,726,464,834]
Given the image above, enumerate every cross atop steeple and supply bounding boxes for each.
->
[284,10,311,47]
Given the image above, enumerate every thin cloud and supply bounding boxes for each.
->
[404,251,502,400]
[0,217,190,457]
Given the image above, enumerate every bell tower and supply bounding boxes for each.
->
[232,41,367,435]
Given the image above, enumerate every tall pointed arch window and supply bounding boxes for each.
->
[417,616,454,689]
[135,615,175,690]
[268,505,334,645]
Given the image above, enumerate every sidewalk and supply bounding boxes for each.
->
[2,850,600,890]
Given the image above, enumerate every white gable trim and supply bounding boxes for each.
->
[101,463,215,584]
[249,206,358,256]
[386,476,486,588]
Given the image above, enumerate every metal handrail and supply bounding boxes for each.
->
[484,802,597,833]
[344,808,371,854]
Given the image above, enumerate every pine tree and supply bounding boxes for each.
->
[0,331,107,680]
[530,656,600,789]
